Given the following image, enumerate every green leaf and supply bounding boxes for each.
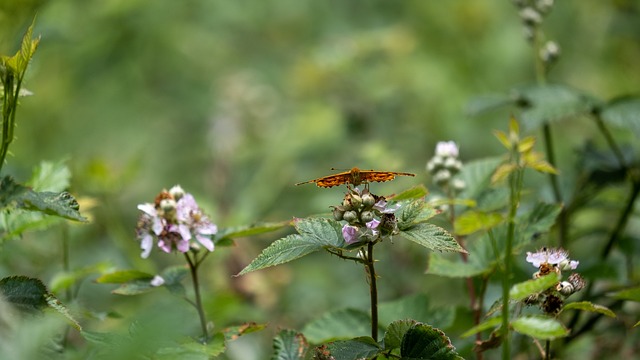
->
[156,332,226,358]
[272,329,308,360]
[400,223,466,253]
[509,274,560,301]
[237,218,344,275]
[454,210,503,236]
[111,280,155,296]
[562,302,616,318]
[396,198,425,230]
[389,184,429,201]
[95,270,154,284]
[461,316,502,338]
[383,319,418,350]
[459,157,504,201]
[378,293,455,330]
[0,275,49,311]
[49,262,111,293]
[511,315,569,340]
[214,220,291,245]
[45,293,82,330]
[608,286,640,301]
[325,337,381,360]
[160,265,189,296]
[0,176,86,222]
[519,202,562,241]
[400,323,463,360]
[27,159,71,192]
[223,322,267,342]
[600,96,640,136]
[512,84,599,130]
[302,308,371,344]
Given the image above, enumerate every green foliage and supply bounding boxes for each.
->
[561,302,616,318]
[599,96,640,136]
[272,329,308,360]
[303,308,372,344]
[510,315,569,340]
[399,322,464,360]
[509,274,560,301]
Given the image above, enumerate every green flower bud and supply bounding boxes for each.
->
[343,210,358,224]
[332,207,345,221]
[362,193,376,208]
[169,185,185,201]
[350,194,363,208]
[433,169,451,186]
[360,211,374,223]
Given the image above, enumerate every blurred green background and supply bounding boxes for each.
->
[1,0,639,358]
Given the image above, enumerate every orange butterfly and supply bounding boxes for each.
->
[296,167,415,188]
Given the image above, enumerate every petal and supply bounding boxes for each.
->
[366,219,380,230]
[177,239,190,253]
[138,203,157,216]
[176,224,192,241]
[548,249,568,264]
[150,275,165,287]
[140,233,154,259]
[158,239,172,253]
[569,260,579,270]
[342,225,359,244]
[525,251,545,267]
[152,217,164,235]
[197,221,218,235]
[196,234,215,252]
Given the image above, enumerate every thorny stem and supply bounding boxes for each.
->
[365,241,379,342]
[185,252,209,343]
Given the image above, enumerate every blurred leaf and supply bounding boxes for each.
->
[303,308,371,344]
[49,262,111,293]
[562,302,616,318]
[400,223,465,253]
[160,265,189,296]
[45,293,81,330]
[491,163,516,184]
[389,184,428,201]
[511,315,569,340]
[461,316,502,338]
[110,280,155,296]
[519,202,562,241]
[383,319,417,351]
[237,218,344,275]
[608,286,640,301]
[522,151,558,174]
[600,96,640,136]
[511,84,599,130]
[27,159,71,192]
[95,270,154,284]
[459,157,503,201]
[215,220,291,245]
[400,323,463,359]
[325,337,381,360]
[454,210,503,236]
[156,332,226,358]
[272,329,308,360]
[493,130,511,150]
[466,93,513,116]
[509,274,560,301]
[378,293,455,330]
[223,322,267,342]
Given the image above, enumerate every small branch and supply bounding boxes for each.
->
[326,248,365,263]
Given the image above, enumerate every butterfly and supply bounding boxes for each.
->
[296,167,415,188]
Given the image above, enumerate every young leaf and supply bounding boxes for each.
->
[400,223,465,253]
[400,323,463,360]
[272,329,309,360]
[561,302,616,318]
[396,198,425,230]
[509,273,560,301]
[302,308,372,344]
[389,184,429,201]
[223,322,267,342]
[325,337,381,360]
[454,210,503,236]
[511,315,569,340]
[237,218,344,275]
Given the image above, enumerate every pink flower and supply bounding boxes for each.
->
[342,225,359,244]
[526,247,579,270]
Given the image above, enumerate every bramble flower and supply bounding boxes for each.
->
[526,247,578,270]
[427,140,465,193]
[342,224,359,244]
[337,187,398,245]
[150,275,165,287]
[435,141,459,158]
[135,186,217,258]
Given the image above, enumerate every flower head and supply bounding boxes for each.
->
[526,247,579,269]
[435,141,459,158]
[136,187,217,258]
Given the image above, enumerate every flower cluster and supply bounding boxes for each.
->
[524,247,585,314]
[512,0,561,67]
[426,141,465,192]
[332,187,399,245]
[136,185,218,258]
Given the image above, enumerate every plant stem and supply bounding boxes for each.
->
[592,112,626,169]
[365,241,379,342]
[185,252,209,343]
[545,339,550,360]
[502,150,523,360]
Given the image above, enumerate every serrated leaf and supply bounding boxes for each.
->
[0,275,49,311]
[461,316,502,338]
[378,293,455,330]
[95,270,154,284]
[326,337,381,360]
[384,319,418,350]
[509,274,560,301]
[237,218,344,275]
[303,308,371,344]
[400,223,466,253]
[511,315,569,340]
[493,130,511,150]
[600,96,640,136]
[562,302,616,318]
[523,152,558,174]
[400,323,463,360]
[396,199,425,230]
[454,210,503,236]
[45,293,81,330]
[389,185,429,201]
[491,163,516,184]
[608,286,640,301]
[272,329,308,360]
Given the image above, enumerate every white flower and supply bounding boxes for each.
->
[526,247,579,269]
[435,141,459,158]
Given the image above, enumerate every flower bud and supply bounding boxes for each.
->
[169,185,185,201]
[343,210,358,224]
[520,7,542,25]
[535,0,554,14]
[160,198,176,214]
[452,178,466,192]
[350,194,363,208]
[433,169,451,186]
[556,281,574,296]
[362,193,376,208]
[332,206,345,221]
[567,273,585,293]
[360,211,374,223]
[540,41,560,64]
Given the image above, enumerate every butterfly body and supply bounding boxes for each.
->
[296,167,415,188]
